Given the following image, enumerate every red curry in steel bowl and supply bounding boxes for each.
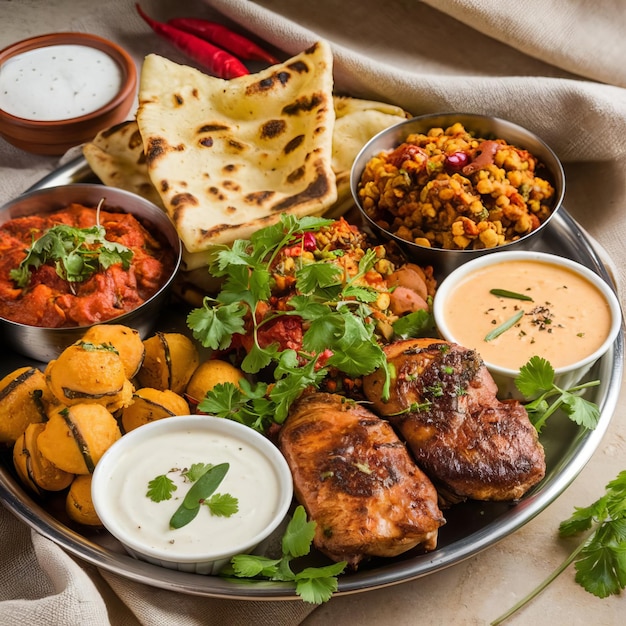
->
[0,184,182,362]
[0,203,175,328]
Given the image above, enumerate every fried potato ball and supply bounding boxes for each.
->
[136,332,199,394]
[66,474,101,526]
[121,388,190,432]
[37,403,121,475]
[45,343,134,413]
[0,366,48,445]
[13,423,74,493]
[186,359,245,404]
[80,324,145,379]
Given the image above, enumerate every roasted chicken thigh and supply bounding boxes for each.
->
[279,392,445,568]
[363,339,546,503]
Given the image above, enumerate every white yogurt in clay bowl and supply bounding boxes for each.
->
[0,32,136,155]
[433,250,622,399]
[92,414,293,575]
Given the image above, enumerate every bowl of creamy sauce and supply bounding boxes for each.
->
[0,32,136,155]
[433,251,622,398]
[91,414,293,575]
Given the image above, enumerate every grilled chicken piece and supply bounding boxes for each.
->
[279,392,445,568]
[363,338,546,504]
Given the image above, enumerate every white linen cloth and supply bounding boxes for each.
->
[1,1,625,624]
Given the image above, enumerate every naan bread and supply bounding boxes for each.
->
[82,120,164,209]
[136,42,337,252]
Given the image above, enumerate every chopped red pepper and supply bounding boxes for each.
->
[168,17,280,65]
[135,4,249,79]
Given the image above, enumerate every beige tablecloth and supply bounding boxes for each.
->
[1,1,625,624]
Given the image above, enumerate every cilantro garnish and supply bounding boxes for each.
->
[515,355,600,432]
[146,463,238,529]
[204,493,239,517]
[188,214,407,432]
[221,505,347,604]
[10,202,134,288]
[146,474,176,502]
[491,470,626,624]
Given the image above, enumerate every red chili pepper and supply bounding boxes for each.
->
[135,4,249,79]
[168,17,280,65]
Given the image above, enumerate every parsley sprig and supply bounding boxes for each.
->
[221,505,347,604]
[491,470,626,624]
[515,355,600,432]
[10,200,133,288]
[188,214,433,431]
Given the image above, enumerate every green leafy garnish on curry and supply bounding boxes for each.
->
[10,222,133,288]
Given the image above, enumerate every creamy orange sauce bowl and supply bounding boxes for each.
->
[433,251,622,398]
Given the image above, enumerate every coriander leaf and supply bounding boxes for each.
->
[198,381,273,432]
[187,300,247,350]
[561,393,600,429]
[183,463,214,482]
[282,506,316,558]
[227,554,282,578]
[10,222,133,287]
[270,354,327,423]
[514,356,600,433]
[295,262,342,293]
[302,312,344,353]
[492,470,626,624]
[288,297,332,323]
[198,382,245,418]
[325,313,384,377]
[241,341,278,374]
[249,267,272,303]
[295,562,347,604]
[559,499,607,537]
[515,356,555,397]
[573,527,626,598]
[212,240,254,273]
[204,493,239,517]
[146,474,176,502]
[392,308,435,338]
[222,506,344,604]
[341,284,379,303]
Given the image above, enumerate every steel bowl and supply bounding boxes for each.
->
[0,184,182,362]
[350,112,565,279]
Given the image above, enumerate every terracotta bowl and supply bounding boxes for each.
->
[0,32,137,155]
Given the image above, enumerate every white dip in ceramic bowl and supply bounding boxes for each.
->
[92,414,293,575]
[433,250,622,398]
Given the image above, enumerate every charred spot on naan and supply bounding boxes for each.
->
[282,93,326,116]
[145,137,185,164]
[284,135,305,154]
[273,164,333,212]
[261,119,287,139]
[246,190,275,206]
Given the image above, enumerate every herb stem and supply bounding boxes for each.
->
[490,526,597,625]
[490,288,534,301]
[485,310,524,341]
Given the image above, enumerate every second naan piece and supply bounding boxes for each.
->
[136,41,336,252]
